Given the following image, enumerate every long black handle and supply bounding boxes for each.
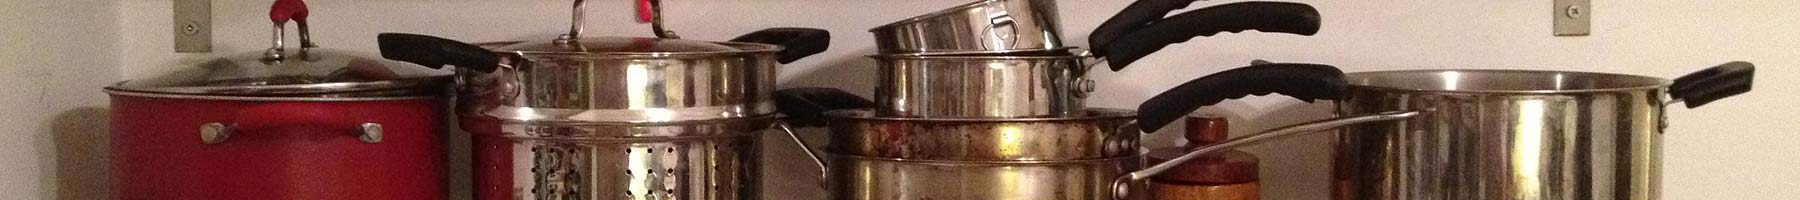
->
[1670,61,1755,108]
[377,33,503,73]
[1099,2,1321,71]
[1137,63,1347,132]
[775,87,875,127]
[1089,0,1203,53]
[730,28,831,64]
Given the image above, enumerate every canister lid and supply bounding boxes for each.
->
[108,49,452,97]
[1184,114,1230,146]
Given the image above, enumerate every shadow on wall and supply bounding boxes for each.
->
[780,46,881,97]
[52,107,111,200]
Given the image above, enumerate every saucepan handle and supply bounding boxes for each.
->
[731,28,832,64]
[1094,2,1322,70]
[200,103,384,144]
[1109,110,1419,200]
[1669,61,1755,108]
[377,33,507,73]
[771,122,829,187]
[1136,63,1349,132]
[769,87,875,186]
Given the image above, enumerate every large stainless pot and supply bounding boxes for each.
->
[872,55,1092,118]
[377,0,830,199]
[1110,62,1755,199]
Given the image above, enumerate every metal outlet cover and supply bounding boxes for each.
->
[1553,0,1591,36]
[174,0,211,52]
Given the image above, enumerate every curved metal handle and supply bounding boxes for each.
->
[1109,110,1420,200]
[772,122,829,187]
[199,103,385,144]
[647,0,680,39]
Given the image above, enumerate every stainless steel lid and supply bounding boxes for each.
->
[496,37,743,54]
[108,49,452,97]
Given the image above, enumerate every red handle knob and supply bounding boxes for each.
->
[270,0,310,24]
[637,0,652,23]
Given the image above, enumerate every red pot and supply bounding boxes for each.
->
[105,12,454,197]
[108,94,444,199]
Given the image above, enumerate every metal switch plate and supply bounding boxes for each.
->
[174,0,212,52]
[1553,0,1590,36]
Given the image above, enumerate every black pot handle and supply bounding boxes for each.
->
[1089,0,1203,52]
[1098,2,1321,71]
[775,87,874,127]
[377,33,503,73]
[730,28,831,64]
[1137,63,1347,132]
[1670,61,1755,108]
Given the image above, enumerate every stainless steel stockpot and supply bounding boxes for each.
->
[466,116,774,200]
[871,54,1092,118]
[825,154,1142,200]
[1111,62,1755,200]
[823,108,1138,161]
[870,0,1065,55]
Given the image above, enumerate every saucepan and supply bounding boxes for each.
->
[1108,61,1755,199]
[871,1,1326,118]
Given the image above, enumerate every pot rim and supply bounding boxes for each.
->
[1346,69,1672,94]
[826,108,1134,122]
[496,40,782,59]
[103,87,436,101]
[868,0,1007,31]
[867,54,1085,60]
[827,153,1140,165]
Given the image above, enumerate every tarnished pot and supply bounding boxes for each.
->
[465,115,775,200]
[870,0,1065,55]
[827,154,1143,200]
[872,55,1093,118]
[824,108,1137,161]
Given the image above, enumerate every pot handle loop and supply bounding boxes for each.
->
[1110,110,1420,200]
[200,103,383,144]
[772,122,830,187]
[1136,63,1348,132]
[1669,61,1754,108]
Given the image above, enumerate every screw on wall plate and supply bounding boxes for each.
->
[182,22,200,35]
[1565,5,1584,19]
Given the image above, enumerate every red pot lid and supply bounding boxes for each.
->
[107,49,452,97]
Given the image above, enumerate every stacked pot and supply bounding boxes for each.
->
[376,0,829,199]
[773,0,1324,199]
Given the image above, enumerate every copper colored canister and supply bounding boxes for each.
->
[1148,115,1259,200]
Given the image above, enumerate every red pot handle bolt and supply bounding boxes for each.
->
[199,103,383,144]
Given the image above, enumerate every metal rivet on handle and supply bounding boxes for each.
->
[199,122,231,144]
[358,123,383,143]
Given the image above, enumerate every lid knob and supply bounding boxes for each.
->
[1184,114,1229,146]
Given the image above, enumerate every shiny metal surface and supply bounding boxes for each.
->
[872,55,1092,118]
[459,42,783,123]
[474,116,775,200]
[824,108,1138,161]
[870,0,1066,55]
[1111,111,1419,200]
[1331,70,1671,200]
[826,154,1142,200]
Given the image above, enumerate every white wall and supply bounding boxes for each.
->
[0,0,120,199]
[72,0,1800,199]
